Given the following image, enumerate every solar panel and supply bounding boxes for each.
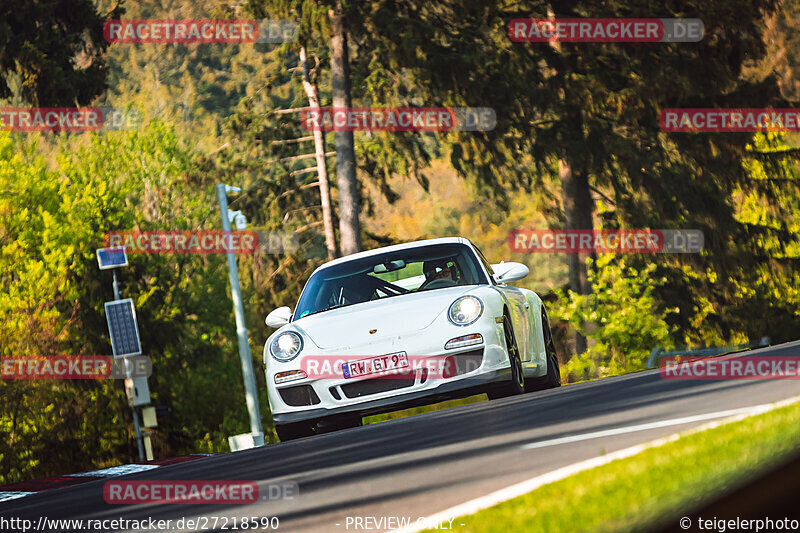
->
[105,299,142,358]
[97,247,128,269]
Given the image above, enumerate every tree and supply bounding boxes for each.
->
[0,122,281,482]
[345,0,800,350]
[0,0,120,105]
[248,0,364,255]
[300,45,338,259]
[328,0,362,254]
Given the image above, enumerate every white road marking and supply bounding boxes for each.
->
[388,395,800,533]
[0,492,36,502]
[1,457,213,503]
[0,465,160,504]
[519,405,783,450]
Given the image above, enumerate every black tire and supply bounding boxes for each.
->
[526,307,561,392]
[487,313,525,399]
[275,420,315,442]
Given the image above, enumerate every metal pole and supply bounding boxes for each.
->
[114,270,145,461]
[130,380,145,461]
[216,184,265,446]
[112,270,120,300]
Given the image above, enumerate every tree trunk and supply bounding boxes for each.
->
[559,158,594,355]
[300,46,338,260]
[548,3,594,356]
[328,1,362,255]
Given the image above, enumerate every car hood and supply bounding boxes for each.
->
[294,286,476,349]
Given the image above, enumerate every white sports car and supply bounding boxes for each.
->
[263,237,560,441]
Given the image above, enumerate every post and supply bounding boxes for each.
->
[114,270,145,461]
[130,381,145,461]
[216,184,265,446]
[112,270,120,300]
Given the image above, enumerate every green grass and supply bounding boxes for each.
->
[430,399,800,533]
[362,394,488,425]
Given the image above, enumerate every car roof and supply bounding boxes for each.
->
[312,237,474,274]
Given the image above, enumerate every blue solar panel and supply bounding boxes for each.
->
[97,247,128,269]
[105,299,142,357]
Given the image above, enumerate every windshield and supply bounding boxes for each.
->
[293,243,488,318]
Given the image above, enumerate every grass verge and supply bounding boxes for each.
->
[428,399,800,532]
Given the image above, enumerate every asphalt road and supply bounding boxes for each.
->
[3,341,800,532]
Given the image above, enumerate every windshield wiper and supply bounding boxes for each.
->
[305,303,349,317]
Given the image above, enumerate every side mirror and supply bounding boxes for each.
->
[491,262,529,284]
[265,306,292,328]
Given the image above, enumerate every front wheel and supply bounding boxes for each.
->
[487,314,525,399]
[526,307,561,392]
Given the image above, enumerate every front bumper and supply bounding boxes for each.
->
[266,318,511,424]
[271,368,510,424]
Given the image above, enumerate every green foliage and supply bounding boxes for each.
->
[0,130,131,482]
[551,255,676,382]
[0,124,278,483]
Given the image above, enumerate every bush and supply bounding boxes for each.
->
[551,255,677,383]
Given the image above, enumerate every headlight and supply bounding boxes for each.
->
[448,296,484,326]
[269,331,303,362]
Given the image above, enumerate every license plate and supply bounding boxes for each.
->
[341,352,409,379]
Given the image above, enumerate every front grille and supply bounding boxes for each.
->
[278,385,321,406]
[341,377,416,399]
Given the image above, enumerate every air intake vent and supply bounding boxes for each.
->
[279,385,321,406]
[341,377,415,399]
